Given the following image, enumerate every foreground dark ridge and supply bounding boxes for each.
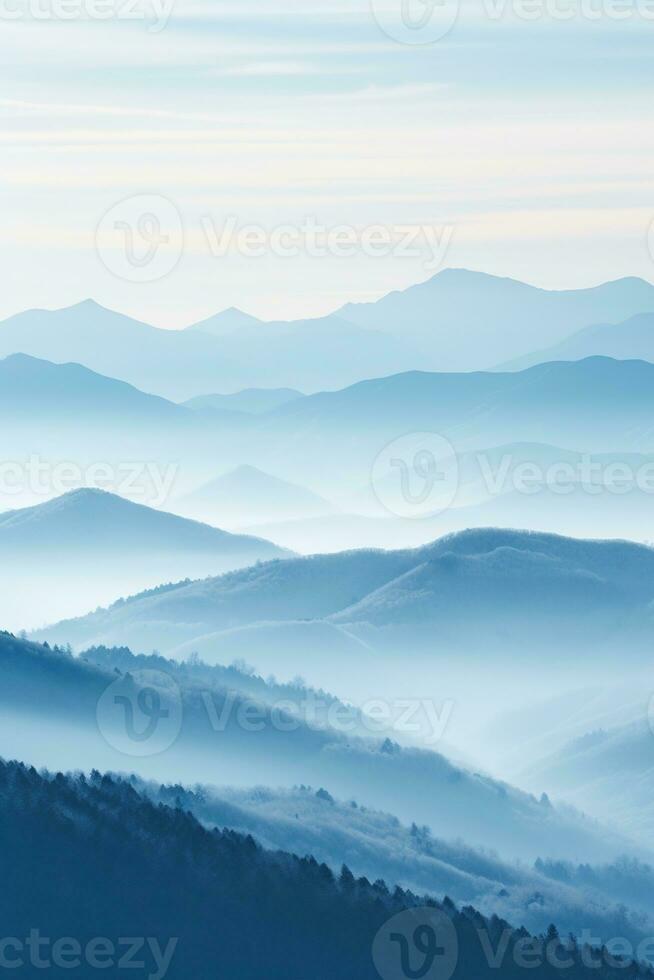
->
[1,759,652,979]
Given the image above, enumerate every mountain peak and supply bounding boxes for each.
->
[2,351,41,365]
[27,488,131,518]
[74,298,103,309]
[59,486,116,502]
[175,465,332,526]
[223,305,251,316]
[62,298,113,317]
[187,307,262,337]
[0,489,288,552]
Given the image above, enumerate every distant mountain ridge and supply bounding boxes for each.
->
[256,358,654,488]
[0,352,187,423]
[183,388,304,415]
[0,301,239,401]
[3,270,654,396]
[499,313,654,371]
[0,301,416,397]
[336,269,654,371]
[5,354,654,533]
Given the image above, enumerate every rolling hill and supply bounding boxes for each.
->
[0,632,639,864]
[36,529,654,681]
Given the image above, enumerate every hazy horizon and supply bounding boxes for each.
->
[4,0,654,327]
[5,265,654,330]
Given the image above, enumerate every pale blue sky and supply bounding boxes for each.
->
[1,0,654,325]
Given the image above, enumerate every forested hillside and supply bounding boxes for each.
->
[1,760,652,980]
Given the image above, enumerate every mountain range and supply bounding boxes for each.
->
[5,353,654,552]
[0,301,414,399]
[3,270,654,398]
[10,351,654,474]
